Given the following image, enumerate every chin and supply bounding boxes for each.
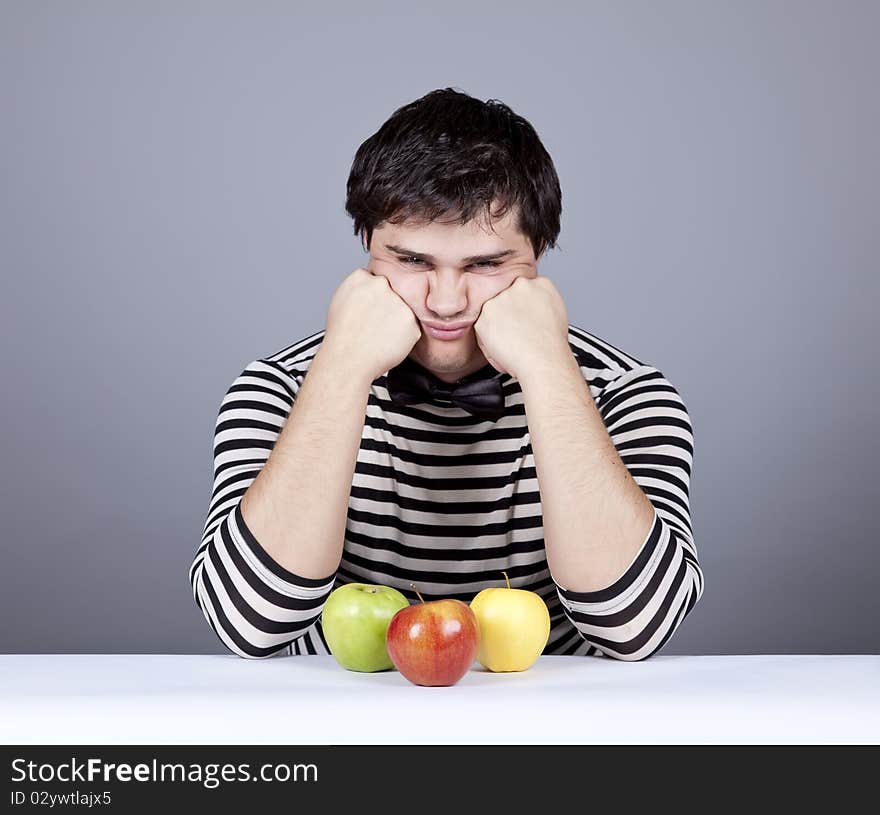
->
[420,346,486,378]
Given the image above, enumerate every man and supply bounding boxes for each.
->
[190,88,704,662]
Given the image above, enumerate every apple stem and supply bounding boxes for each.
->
[410,582,425,604]
[502,571,510,590]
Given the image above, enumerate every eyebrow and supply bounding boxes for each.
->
[384,244,517,264]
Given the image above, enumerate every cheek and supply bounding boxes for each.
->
[386,273,508,312]
[381,270,422,305]
[472,277,511,308]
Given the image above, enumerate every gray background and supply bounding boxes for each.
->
[1,0,877,655]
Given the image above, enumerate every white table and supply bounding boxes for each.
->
[1,654,877,744]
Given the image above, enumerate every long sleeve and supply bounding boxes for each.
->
[553,364,705,661]
[189,358,337,659]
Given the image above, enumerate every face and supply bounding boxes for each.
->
[366,206,542,383]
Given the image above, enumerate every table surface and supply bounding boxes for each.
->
[2,654,878,744]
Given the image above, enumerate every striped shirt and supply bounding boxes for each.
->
[190,325,704,661]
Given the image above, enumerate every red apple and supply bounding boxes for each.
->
[386,586,480,687]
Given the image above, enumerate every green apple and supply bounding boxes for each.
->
[321,583,410,672]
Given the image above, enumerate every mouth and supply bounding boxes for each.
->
[423,323,471,341]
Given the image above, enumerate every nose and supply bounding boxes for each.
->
[425,268,468,318]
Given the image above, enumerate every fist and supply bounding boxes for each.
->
[322,268,422,382]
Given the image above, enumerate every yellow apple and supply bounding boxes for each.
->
[469,572,550,672]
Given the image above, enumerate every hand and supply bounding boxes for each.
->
[473,275,570,381]
[322,268,422,382]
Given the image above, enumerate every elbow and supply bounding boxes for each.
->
[224,640,290,660]
[602,571,704,662]
[592,632,658,662]
[605,647,655,663]
[560,523,705,663]
[191,511,336,659]
[590,635,667,662]
[190,560,308,659]
[198,601,300,660]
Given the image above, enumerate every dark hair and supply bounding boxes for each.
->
[345,88,562,260]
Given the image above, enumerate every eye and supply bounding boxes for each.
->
[395,256,501,269]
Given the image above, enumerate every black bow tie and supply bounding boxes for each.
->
[386,357,506,421]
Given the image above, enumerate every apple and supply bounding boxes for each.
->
[385,585,480,686]
[321,583,410,672]
[469,571,550,672]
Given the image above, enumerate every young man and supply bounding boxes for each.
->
[190,88,705,661]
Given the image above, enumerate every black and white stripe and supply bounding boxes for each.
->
[190,325,704,661]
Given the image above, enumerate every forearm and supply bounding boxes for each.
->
[518,353,656,593]
[240,342,373,580]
